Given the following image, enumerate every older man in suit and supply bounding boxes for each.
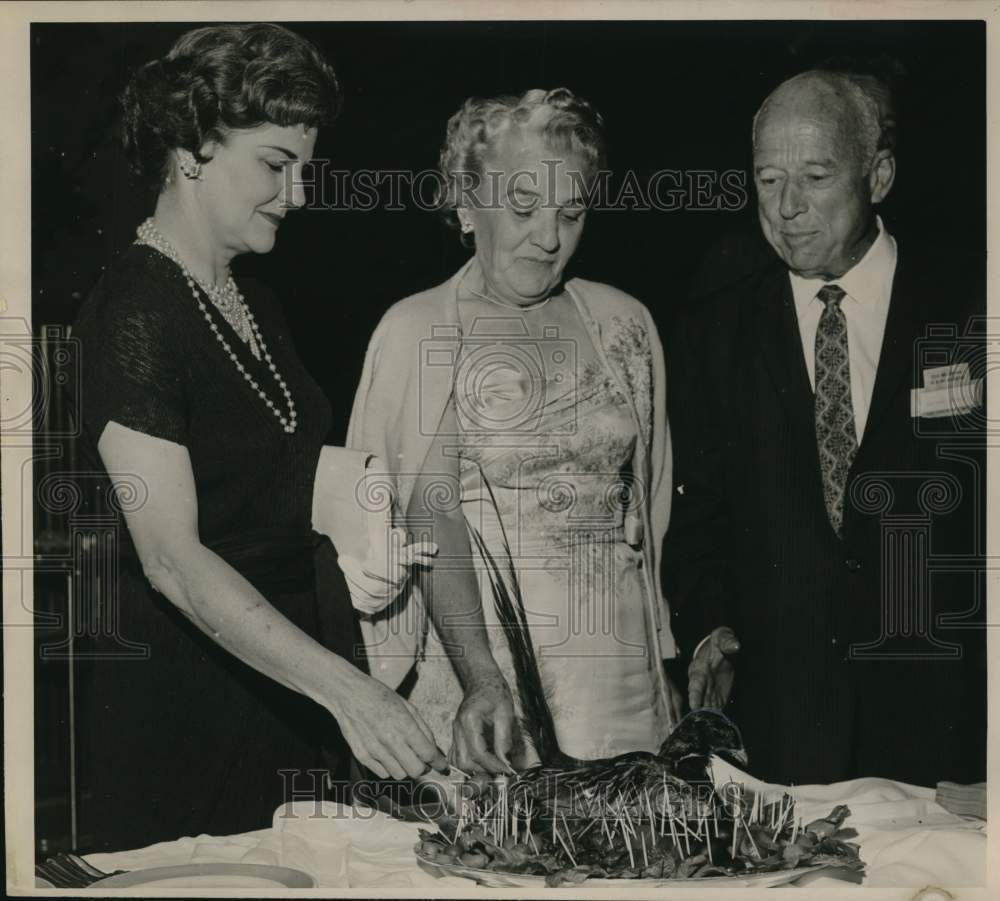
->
[665,69,986,786]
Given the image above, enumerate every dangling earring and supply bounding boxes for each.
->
[178,152,203,181]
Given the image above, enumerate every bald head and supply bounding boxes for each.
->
[751,70,896,279]
[753,71,883,170]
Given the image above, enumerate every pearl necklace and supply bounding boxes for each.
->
[135,218,298,434]
[136,219,260,358]
[203,281,260,358]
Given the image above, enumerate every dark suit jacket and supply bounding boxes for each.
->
[664,243,986,787]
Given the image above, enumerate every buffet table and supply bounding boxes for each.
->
[83,762,985,890]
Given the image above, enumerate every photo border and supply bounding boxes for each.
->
[3,1,996,898]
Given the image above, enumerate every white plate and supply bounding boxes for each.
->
[415,851,828,888]
[92,863,316,888]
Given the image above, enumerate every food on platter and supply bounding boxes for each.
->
[412,529,865,885]
[414,785,864,887]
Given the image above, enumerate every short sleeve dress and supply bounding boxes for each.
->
[71,244,358,853]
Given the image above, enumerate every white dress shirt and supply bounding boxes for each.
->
[789,217,898,442]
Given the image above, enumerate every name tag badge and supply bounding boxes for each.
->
[911,364,983,418]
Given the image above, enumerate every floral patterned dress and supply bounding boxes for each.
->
[408,304,670,764]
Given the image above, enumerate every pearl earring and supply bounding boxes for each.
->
[460,220,473,234]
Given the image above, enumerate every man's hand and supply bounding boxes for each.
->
[687,626,740,711]
[665,668,685,725]
[451,670,516,775]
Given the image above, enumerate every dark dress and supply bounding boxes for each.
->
[72,244,359,852]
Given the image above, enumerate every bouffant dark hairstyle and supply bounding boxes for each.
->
[120,23,341,190]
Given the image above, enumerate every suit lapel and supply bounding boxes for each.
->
[751,249,926,452]
[753,265,816,427]
[858,248,924,450]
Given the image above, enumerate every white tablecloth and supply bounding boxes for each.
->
[708,759,986,889]
[85,761,986,890]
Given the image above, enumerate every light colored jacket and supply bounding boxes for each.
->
[347,258,677,695]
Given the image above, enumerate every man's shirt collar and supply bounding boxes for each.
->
[789,215,897,313]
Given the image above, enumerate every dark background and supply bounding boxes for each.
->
[30,18,985,855]
[32,18,985,434]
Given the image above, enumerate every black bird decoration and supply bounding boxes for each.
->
[469,525,748,821]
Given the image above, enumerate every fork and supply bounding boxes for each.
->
[36,852,126,888]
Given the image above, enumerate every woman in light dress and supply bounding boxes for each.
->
[348,88,683,777]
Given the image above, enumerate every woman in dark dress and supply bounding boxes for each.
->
[72,23,444,853]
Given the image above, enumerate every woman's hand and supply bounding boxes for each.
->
[337,526,437,615]
[451,669,516,776]
[97,424,446,783]
[328,669,448,781]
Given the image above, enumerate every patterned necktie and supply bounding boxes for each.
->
[814,284,857,537]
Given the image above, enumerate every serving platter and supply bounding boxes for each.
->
[92,863,316,889]
[415,848,828,888]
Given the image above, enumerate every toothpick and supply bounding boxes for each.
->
[560,812,576,854]
[503,778,511,847]
[477,800,491,840]
[772,796,788,843]
[554,823,577,868]
[602,812,616,848]
[619,794,637,836]
[621,821,636,870]
[451,801,466,845]
[731,815,740,858]
[613,794,626,833]
[640,831,650,869]
[741,814,760,858]
[643,788,658,844]
[659,779,668,836]
[478,798,495,825]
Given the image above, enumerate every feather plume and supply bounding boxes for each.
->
[469,525,575,768]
